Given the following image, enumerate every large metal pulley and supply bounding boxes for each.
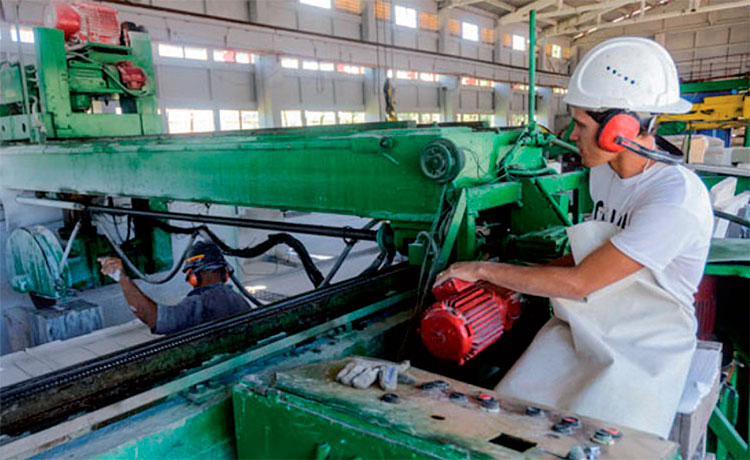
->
[419,138,465,184]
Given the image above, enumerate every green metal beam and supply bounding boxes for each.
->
[709,406,749,460]
[680,78,750,94]
[0,127,518,222]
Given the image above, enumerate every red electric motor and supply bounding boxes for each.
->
[116,61,148,90]
[45,1,120,44]
[420,278,521,365]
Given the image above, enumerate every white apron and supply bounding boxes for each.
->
[495,221,697,437]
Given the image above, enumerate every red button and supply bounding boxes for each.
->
[478,393,493,401]
[604,427,622,438]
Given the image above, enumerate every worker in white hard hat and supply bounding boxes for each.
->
[436,37,713,437]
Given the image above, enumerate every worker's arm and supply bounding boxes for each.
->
[100,257,158,329]
[434,241,642,300]
[546,253,575,267]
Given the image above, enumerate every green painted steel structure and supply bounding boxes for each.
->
[0,27,161,141]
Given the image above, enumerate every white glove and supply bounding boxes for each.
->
[107,269,121,282]
[335,358,410,391]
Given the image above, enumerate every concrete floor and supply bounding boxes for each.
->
[0,211,394,388]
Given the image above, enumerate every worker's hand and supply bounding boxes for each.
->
[433,262,482,288]
[99,257,125,282]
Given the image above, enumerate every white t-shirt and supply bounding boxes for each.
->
[589,162,713,306]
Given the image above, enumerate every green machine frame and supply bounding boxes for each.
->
[0,27,161,141]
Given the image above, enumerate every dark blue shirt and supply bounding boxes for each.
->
[153,283,250,334]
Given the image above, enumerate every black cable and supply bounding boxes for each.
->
[145,217,325,288]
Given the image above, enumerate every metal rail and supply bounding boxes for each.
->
[14,197,379,241]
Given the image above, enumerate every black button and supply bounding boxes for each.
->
[380,393,400,404]
[476,394,499,411]
[525,406,543,416]
[420,380,450,391]
[449,391,467,401]
[552,422,573,434]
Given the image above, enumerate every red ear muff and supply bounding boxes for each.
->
[186,269,200,287]
[597,113,641,153]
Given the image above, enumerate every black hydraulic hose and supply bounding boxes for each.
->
[95,215,199,285]
[146,218,325,288]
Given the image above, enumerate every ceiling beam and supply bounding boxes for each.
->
[484,0,518,11]
[498,0,557,24]
[440,0,517,12]
[439,0,484,9]
[544,0,647,36]
[537,0,641,19]
[549,0,750,36]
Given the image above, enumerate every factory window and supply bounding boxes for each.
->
[448,19,460,35]
[481,28,494,44]
[305,111,336,126]
[458,113,479,122]
[337,111,366,124]
[9,25,34,43]
[512,34,526,51]
[374,1,391,20]
[396,70,418,80]
[319,62,335,72]
[337,64,365,75]
[398,113,440,123]
[184,46,208,61]
[166,108,215,134]
[397,112,419,122]
[334,0,361,14]
[551,44,562,59]
[510,113,529,126]
[420,72,438,82]
[281,57,300,69]
[300,0,331,9]
[462,22,479,42]
[220,110,259,131]
[511,83,537,92]
[461,77,493,87]
[421,113,441,123]
[214,49,255,64]
[236,52,253,64]
[158,43,184,58]
[394,6,417,28]
[553,87,568,95]
[419,12,438,31]
[459,113,494,125]
[302,60,320,71]
[281,110,303,127]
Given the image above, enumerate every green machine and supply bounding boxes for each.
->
[1,10,171,306]
[1,9,688,460]
[0,24,161,141]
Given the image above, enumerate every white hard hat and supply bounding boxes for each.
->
[564,37,692,114]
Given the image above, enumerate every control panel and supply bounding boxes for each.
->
[234,358,679,460]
